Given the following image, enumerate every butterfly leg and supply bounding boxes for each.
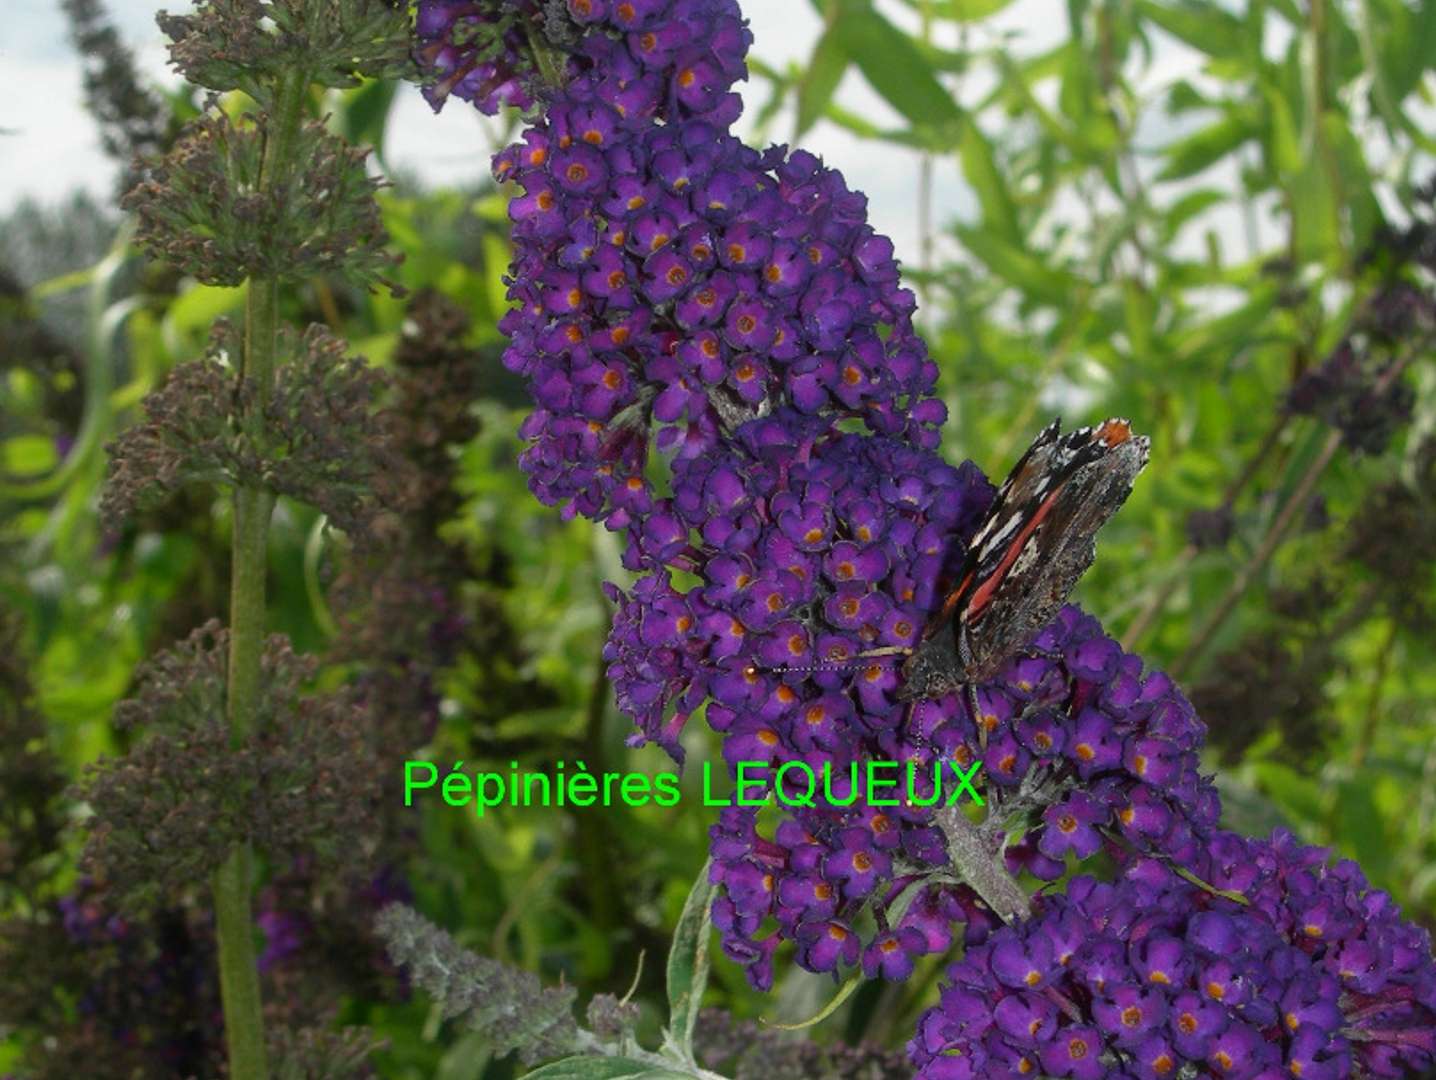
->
[967,681,990,753]
[1019,643,1066,664]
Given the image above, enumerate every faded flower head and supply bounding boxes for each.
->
[695,1006,911,1079]
[267,1019,383,1079]
[103,320,408,538]
[1192,634,1333,767]
[124,111,402,292]
[1286,337,1415,455]
[1287,206,1436,456]
[77,621,382,913]
[375,903,580,1064]
[158,0,412,103]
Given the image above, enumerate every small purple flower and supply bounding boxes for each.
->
[1038,792,1105,860]
[861,927,926,980]
[796,919,860,973]
[413,0,545,114]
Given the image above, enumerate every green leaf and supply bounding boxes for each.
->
[518,1057,689,1080]
[991,51,1088,158]
[436,1030,493,1080]
[1334,778,1391,887]
[1122,280,1156,360]
[1,436,59,478]
[1289,154,1339,261]
[831,2,962,130]
[161,283,246,358]
[896,0,1018,20]
[795,24,848,138]
[1159,188,1227,242]
[1214,773,1295,837]
[1250,761,1326,826]
[1170,283,1281,363]
[1157,111,1255,181]
[664,858,714,1058]
[1260,84,1302,176]
[1386,0,1436,102]
[764,972,862,1031]
[957,115,1019,242]
[955,226,1080,305]
[1322,110,1381,248]
[1138,0,1246,57]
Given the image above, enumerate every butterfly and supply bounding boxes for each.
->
[895,417,1150,703]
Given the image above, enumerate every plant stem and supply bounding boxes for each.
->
[1173,350,1416,679]
[1352,616,1397,768]
[525,24,567,92]
[1173,427,1343,680]
[572,1032,728,1080]
[934,806,1031,923]
[213,69,310,1080]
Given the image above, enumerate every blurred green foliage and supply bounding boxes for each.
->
[2,0,1435,1073]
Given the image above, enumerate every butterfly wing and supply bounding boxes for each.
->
[965,424,1148,681]
[901,419,1148,698]
[923,418,1065,633]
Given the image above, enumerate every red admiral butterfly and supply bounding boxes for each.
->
[896,417,1149,702]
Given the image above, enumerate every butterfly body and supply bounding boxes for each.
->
[897,418,1150,702]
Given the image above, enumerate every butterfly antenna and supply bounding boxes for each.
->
[745,644,914,676]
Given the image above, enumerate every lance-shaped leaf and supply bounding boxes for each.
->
[665,857,715,1060]
[519,1057,692,1080]
[795,23,848,139]
[830,0,961,130]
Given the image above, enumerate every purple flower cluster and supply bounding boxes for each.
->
[602,430,990,760]
[477,0,943,534]
[413,0,542,113]
[696,600,1220,989]
[420,0,1227,992]
[963,607,1221,874]
[416,1,1436,1072]
[910,831,1436,1079]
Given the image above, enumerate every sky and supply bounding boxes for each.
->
[0,0,1100,269]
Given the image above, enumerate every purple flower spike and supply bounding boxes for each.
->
[436,0,1434,1041]
[908,832,1436,1079]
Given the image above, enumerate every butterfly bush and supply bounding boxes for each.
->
[416,0,1436,1072]
[911,832,1436,1079]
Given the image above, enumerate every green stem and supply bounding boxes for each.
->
[934,806,1031,923]
[239,71,308,402]
[1174,345,1418,679]
[213,69,310,1080]
[525,24,567,92]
